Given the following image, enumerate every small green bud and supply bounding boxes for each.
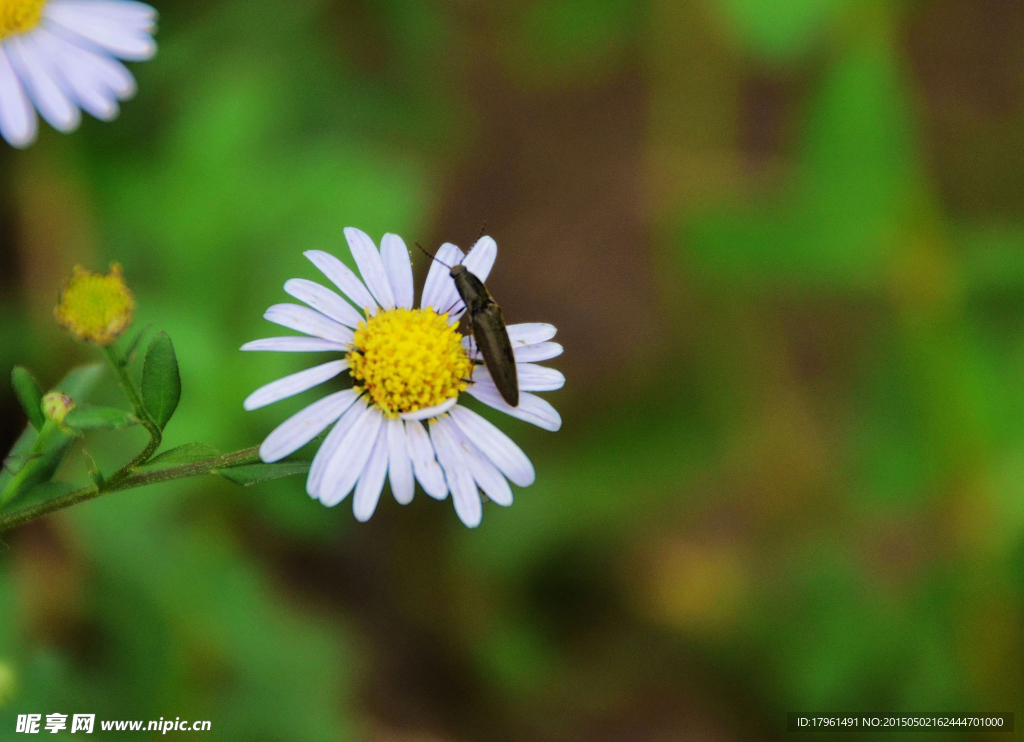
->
[41,392,74,425]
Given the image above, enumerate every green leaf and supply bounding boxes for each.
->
[65,406,138,430]
[142,333,181,430]
[0,421,77,510]
[143,443,221,469]
[1,364,105,502]
[2,424,38,467]
[3,453,38,476]
[11,367,44,431]
[53,363,105,399]
[217,461,311,487]
[83,450,105,488]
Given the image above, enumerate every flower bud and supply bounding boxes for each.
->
[41,392,74,425]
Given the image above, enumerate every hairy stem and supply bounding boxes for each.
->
[0,447,261,533]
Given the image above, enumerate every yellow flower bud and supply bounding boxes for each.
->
[41,392,74,425]
[54,264,136,346]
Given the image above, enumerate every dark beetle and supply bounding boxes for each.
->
[450,264,519,407]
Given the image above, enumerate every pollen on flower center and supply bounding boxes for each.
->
[0,0,46,39]
[347,308,472,418]
[54,264,136,346]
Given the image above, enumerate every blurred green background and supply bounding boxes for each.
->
[2,0,1024,738]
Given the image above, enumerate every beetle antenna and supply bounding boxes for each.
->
[477,221,487,239]
[440,296,465,316]
[415,241,451,269]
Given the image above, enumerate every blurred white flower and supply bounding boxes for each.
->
[243,228,564,528]
[0,0,157,148]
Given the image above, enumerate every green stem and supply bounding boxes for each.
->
[102,346,162,484]
[0,446,261,533]
[0,421,75,510]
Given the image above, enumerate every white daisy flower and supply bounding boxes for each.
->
[0,0,157,148]
[242,228,564,528]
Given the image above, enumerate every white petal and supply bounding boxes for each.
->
[306,395,364,497]
[386,418,414,505]
[465,384,561,432]
[319,407,384,506]
[38,28,135,99]
[33,28,117,120]
[241,337,348,353]
[445,417,512,506]
[449,405,534,487]
[47,1,156,32]
[516,363,565,391]
[421,243,464,313]
[473,363,564,392]
[463,236,497,282]
[380,233,414,309]
[16,34,80,130]
[405,419,447,500]
[0,46,36,147]
[314,400,373,502]
[430,419,482,528]
[63,1,156,19]
[45,6,156,60]
[431,244,468,315]
[6,35,80,133]
[398,397,458,422]
[514,342,563,363]
[352,424,388,522]
[258,389,357,464]
[344,227,395,310]
[244,360,347,411]
[507,323,557,346]
[444,237,498,316]
[464,336,564,364]
[264,304,354,344]
[284,278,363,329]
[304,250,377,314]
[55,0,156,18]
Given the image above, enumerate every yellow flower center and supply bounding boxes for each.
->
[0,0,46,39]
[54,264,136,346]
[347,308,472,418]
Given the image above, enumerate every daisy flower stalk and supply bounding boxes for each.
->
[0,0,157,148]
[243,228,564,528]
